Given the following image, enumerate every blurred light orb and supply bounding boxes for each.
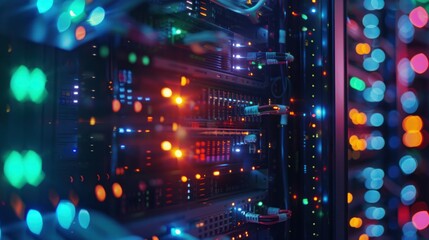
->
[363,26,381,39]
[400,91,419,114]
[363,13,379,27]
[412,211,429,230]
[398,15,415,43]
[401,185,417,205]
[409,6,428,28]
[397,58,415,86]
[410,53,429,74]
[371,49,386,63]
[399,155,418,175]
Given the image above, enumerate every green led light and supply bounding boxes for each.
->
[4,151,26,188]
[257,64,263,70]
[28,68,47,103]
[142,56,150,66]
[68,0,85,18]
[350,77,366,91]
[302,198,309,205]
[128,52,137,64]
[26,209,43,235]
[302,27,308,32]
[257,201,263,207]
[23,150,45,186]
[3,150,45,188]
[10,66,30,102]
[10,66,47,103]
[301,14,308,20]
[99,46,109,58]
[37,0,53,14]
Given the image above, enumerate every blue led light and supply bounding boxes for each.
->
[363,58,380,71]
[238,207,242,211]
[171,228,182,236]
[366,224,384,237]
[398,15,415,44]
[363,13,379,27]
[26,209,43,235]
[371,49,386,63]
[87,7,105,26]
[311,8,316,13]
[78,209,90,229]
[369,113,384,127]
[235,148,241,153]
[399,155,418,175]
[367,136,385,150]
[364,190,381,203]
[365,179,384,190]
[401,91,419,114]
[322,195,328,203]
[72,148,77,153]
[398,58,415,86]
[401,185,417,205]
[120,145,125,150]
[118,128,124,133]
[56,200,76,229]
[365,207,386,220]
[126,128,132,133]
[364,26,381,39]
[145,97,151,101]
[403,222,417,237]
[370,168,385,180]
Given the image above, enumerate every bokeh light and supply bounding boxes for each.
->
[363,26,381,39]
[37,0,53,14]
[3,151,26,188]
[161,87,173,98]
[112,99,121,112]
[410,53,429,74]
[348,192,353,204]
[350,217,363,228]
[403,131,423,147]
[362,13,379,27]
[128,52,137,64]
[75,26,86,41]
[26,209,43,235]
[69,0,85,18]
[78,209,91,229]
[409,6,428,28]
[134,101,143,113]
[356,43,371,55]
[412,211,429,230]
[399,155,418,175]
[95,185,106,202]
[397,58,415,86]
[161,141,172,151]
[402,115,423,131]
[56,200,76,229]
[350,77,366,91]
[403,222,417,238]
[364,190,381,203]
[401,185,417,205]
[88,7,105,26]
[371,49,386,63]
[112,183,123,198]
[398,15,415,43]
[365,207,386,220]
[369,113,384,127]
[57,12,72,33]
[363,57,380,71]
[366,224,384,237]
[401,91,419,114]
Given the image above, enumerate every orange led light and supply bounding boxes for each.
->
[213,171,220,176]
[161,87,172,98]
[174,149,183,158]
[112,182,123,198]
[161,141,172,151]
[195,174,201,180]
[175,96,183,105]
[95,185,106,202]
[181,176,188,183]
[347,192,353,204]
